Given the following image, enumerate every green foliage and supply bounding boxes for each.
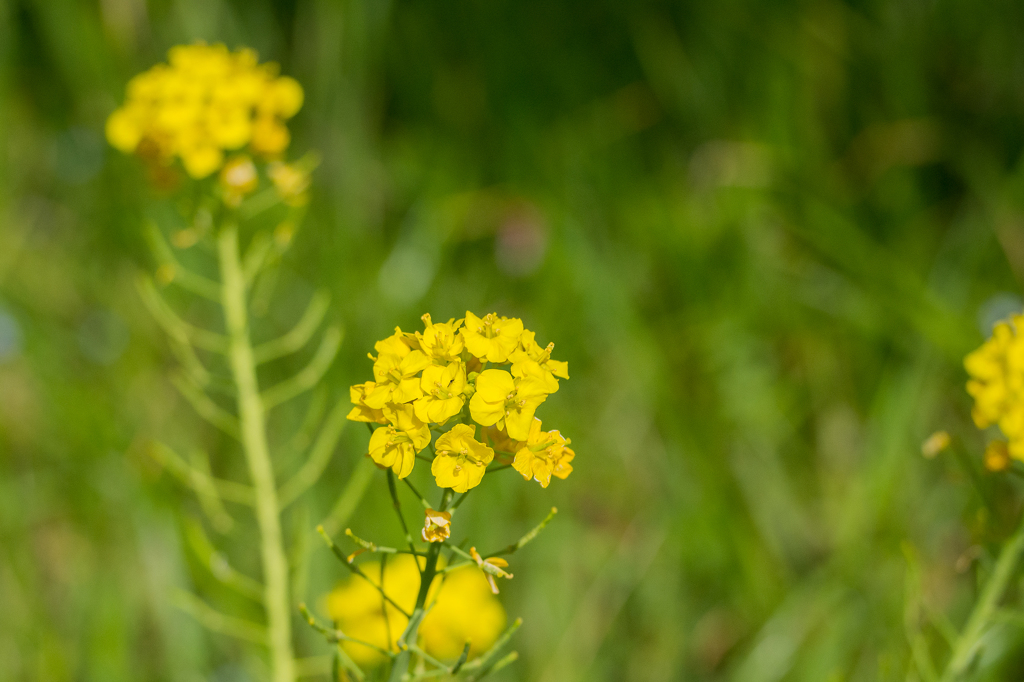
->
[4,0,1024,680]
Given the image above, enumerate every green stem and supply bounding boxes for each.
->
[941,513,1024,681]
[387,489,452,682]
[218,224,295,682]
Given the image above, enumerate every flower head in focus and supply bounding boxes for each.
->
[417,314,466,365]
[415,362,467,424]
[513,418,575,488]
[347,381,387,424]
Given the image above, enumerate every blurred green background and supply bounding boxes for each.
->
[5,0,1024,680]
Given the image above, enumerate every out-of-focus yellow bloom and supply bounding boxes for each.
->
[513,418,575,488]
[106,42,304,178]
[415,362,467,424]
[268,161,310,206]
[365,350,432,408]
[921,430,951,459]
[985,440,1011,472]
[416,314,466,364]
[219,155,258,206]
[422,508,452,542]
[326,555,506,666]
[470,547,513,594]
[966,315,1024,459]
[469,369,548,440]
[347,381,387,424]
[368,404,430,478]
[461,312,524,363]
[431,424,494,492]
[481,424,523,464]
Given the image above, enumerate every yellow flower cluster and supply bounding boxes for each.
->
[326,555,506,666]
[966,314,1024,459]
[348,312,574,491]
[106,43,303,179]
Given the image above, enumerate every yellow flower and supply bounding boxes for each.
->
[365,350,432,409]
[219,154,258,206]
[921,430,951,459]
[965,315,1024,458]
[415,362,467,424]
[106,42,304,178]
[421,508,452,543]
[346,381,387,424]
[368,404,430,478]
[469,369,548,440]
[470,547,513,594]
[326,555,506,666]
[374,327,420,358]
[510,329,568,379]
[431,424,494,492]
[416,313,466,364]
[461,311,523,363]
[510,357,559,394]
[513,418,575,488]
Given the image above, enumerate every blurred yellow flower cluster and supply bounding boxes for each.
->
[106,43,303,179]
[348,312,574,491]
[326,555,506,666]
[966,314,1024,459]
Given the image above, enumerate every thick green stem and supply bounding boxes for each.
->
[942,514,1024,681]
[218,224,295,682]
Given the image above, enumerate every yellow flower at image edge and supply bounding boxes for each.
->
[368,404,430,478]
[965,314,1024,459]
[325,555,506,666]
[431,424,494,492]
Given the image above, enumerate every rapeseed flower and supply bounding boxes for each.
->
[469,369,548,440]
[421,508,452,543]
[462,312,524,363]
[513,418,575,488]
[431,424,494,492]
[348,311,573,485]
[966,315,1024,459]
[106,42,303,178]
[368,404,430,478]
[414,362,467,424]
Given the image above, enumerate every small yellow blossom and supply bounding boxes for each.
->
[422,509,452,543]
[326,555,506,666]
[461,311,524,363]
[368,404,430,478]
[510,329,568,380]
[513,418,575,488]
[374,327,420,357]
[431,424,494,492]
[921,430,951,459]
[469,369,548,440]
[985,440,1011,472]
[416,314,466,364]
[346,381,387,424]
[365,350,432,408]
[219,155,259,206]
[470,547,513,594]
[415,362,467,424]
